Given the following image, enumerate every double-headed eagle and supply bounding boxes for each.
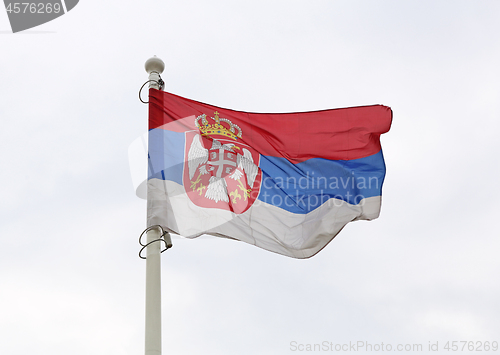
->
[188,134,258,203]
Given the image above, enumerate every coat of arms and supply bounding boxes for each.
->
[183,111,261,213]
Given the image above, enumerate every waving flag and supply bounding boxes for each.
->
[147,89,392,258]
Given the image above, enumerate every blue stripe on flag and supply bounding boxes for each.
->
[148,129,185,184]
[148,128,386,214]
[257,151,386,213]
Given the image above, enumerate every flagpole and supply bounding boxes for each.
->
[144,56,165,355]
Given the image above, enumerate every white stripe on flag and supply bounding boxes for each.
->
[147,178,381,258]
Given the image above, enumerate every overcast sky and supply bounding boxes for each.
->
[1,1,499,354]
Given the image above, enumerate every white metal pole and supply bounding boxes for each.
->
[144,56,165,355]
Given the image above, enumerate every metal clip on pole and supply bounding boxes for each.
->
[139,225,173,259]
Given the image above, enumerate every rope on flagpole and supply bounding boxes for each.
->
[139,76,165,104]
[139,225,173,259]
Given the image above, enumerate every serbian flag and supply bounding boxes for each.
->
[146,89,392,258]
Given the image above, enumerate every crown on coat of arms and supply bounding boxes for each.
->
[195,111,242,140]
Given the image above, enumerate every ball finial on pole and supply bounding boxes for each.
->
[145,56,165,90]
[145,56,165,75]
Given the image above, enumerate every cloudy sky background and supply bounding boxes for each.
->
[1,1,499,354]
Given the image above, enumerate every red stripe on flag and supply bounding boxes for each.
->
[149,89,392,162]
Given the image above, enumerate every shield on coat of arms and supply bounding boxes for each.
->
[183,112,262,214]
